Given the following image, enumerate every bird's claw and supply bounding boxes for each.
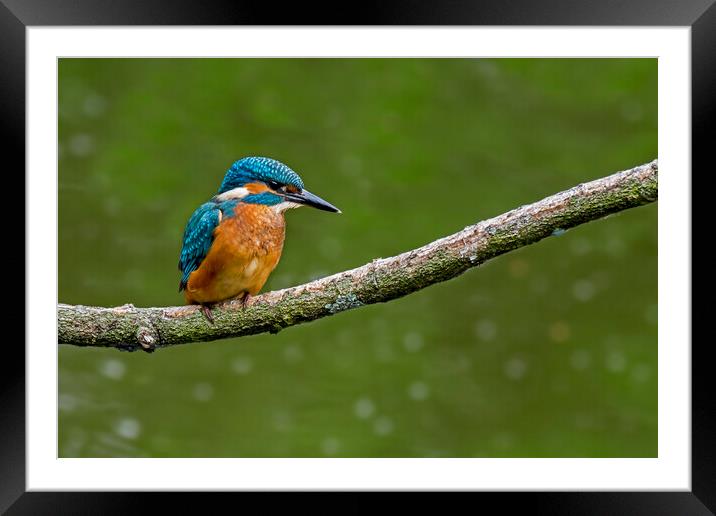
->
[200,304,215,324]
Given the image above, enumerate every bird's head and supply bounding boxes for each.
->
[216,156,340,213]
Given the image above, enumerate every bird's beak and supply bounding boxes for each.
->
[285,189,341,213]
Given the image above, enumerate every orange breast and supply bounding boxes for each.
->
[184,203,286,304]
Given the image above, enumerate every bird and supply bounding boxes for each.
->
[178,156,340,322]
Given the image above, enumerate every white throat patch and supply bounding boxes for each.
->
[271,201,302,213]
[215,187,250,201]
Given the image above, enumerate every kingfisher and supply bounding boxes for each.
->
[178,156,340,322]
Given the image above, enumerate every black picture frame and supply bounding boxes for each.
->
[3,0,712,512]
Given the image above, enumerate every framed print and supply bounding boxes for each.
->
[4,0,713,512]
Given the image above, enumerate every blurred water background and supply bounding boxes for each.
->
[58,59,657,457]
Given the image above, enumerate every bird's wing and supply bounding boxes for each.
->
[178,202,222,291]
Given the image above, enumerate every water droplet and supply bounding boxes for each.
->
[114,418,141,440]
[69,133,94,157]
[122,269,143,288]
[605,237,625,256]
[531,276,549,294]
[508,258,529,278]
[354,397,375,419]
[474,320,497,341]
[319,237,342,258]
[403,332,424,352]
[283,344,304,363]
[632,363,651,383]
[192,382,214,402]
[321,437,340,455]
[231,356,253,375]
[408,381,430,401]
[452,354,472,373]
[59,394,78,412]
[573,280,595,302]
[272,410,293,432]
[341,155,363,176]
[62,428,87,456]
[492,432,514,449]
[620,101,643,122]
[469,292,492,306]
[644,304,658,325]
[504,357,528,380]
[548,321,571,343]
[104,196,121,217]
[605,350,627,373]
[83,93,107,117]
[570,238,592,256]
[476,60,499,79]
[570,349,591,370]
[574,413,595,429]
[99,359,126,380]
[324,110,342,129]
[373,416,394,436]
[551,378,568,393]
[374,341,395,363]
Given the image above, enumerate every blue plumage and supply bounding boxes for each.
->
[219,156,304,194]
[178,199,238,291]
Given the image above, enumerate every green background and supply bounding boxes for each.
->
[58,59,657,458]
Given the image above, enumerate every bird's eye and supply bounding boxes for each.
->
[267,180,283,192]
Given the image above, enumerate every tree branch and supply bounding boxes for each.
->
[58,160,658,352]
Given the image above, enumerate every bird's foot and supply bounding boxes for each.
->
[200,304,215,324]
[240,293,252,309]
